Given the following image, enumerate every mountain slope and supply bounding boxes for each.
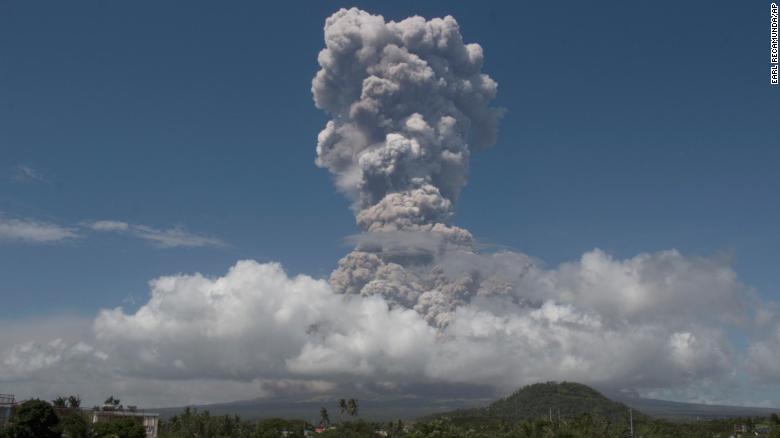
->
[150,382,778,422]
[487,382,639,421]
[610,395,778,421]
[431,382,639,423]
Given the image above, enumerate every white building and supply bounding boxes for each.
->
[91,409,159,438]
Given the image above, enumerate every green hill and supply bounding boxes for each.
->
[429,382,641,425]
[485,382,640,422]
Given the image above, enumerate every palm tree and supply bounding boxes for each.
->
[103,395,122,411]
[52,396,67,408]
[67,395,81,409]
[338,398,347,423]
[347,398,358,418]
[319,407,330,428]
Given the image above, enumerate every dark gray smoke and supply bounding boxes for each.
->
[313,8,501,232]
[312,8,505,326]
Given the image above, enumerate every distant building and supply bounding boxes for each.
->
[0,394,15,426]
[91,407,159,438]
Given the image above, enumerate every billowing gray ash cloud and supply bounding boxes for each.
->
[313,8,512,327]
[313,8,501,218]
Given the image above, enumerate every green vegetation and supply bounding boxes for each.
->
[1,399,60,438]
[2,385,780,437]
[161,407,261,437]
[91,417,146,438]
[57,410,90,438]
[0,396,148,438]
[158,407,318,437]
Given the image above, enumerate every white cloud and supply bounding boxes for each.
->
[88,220,225,248]
[12,164,46,183]
[0,216,78,243]
[88,220,130,232]
[92,260,434,382]
[130,224,225,248]
[516,249,750,328]
[746,306,780,382]
[1,250,761,407]
[0,339,106,381]
[0,217,222,248]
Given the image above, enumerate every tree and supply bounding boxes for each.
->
[5,399,60,438]
[319,407,330,427]
[103,396,122,411]
[771,413,780,438]
[408,418,464,438]
[338,398,347,423]
[58,412,89,438]
[319,419,378,438]
[91,417,145,438]
[347,398,359,418]
[253,418,307,438]
[52,397,67,409]
[67,395,81,409]
[51,395,81,413]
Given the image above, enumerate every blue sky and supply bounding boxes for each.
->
[1,1,778,407]
[2,0,776,317]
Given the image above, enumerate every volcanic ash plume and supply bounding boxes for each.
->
[312,8,505,326]
[313,8,501,234]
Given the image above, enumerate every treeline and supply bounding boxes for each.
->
[0,397,145,438]
[157,405,401,438]
[4,396,780,438]
[159,408,304,438]
[156,410,780,438]
[158,411,780,438]
[416,414,780,438]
